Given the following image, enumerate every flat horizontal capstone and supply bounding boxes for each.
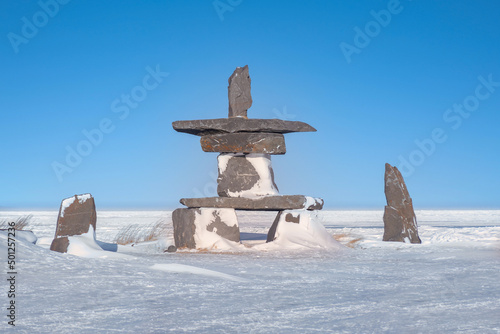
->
[172,118,316,136]
[201,132,286,154]
[180,195,323,211]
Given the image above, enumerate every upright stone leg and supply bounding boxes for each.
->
[172,208,240,249]
[266,211,283,242]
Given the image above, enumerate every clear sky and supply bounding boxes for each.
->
[1,0,499,209]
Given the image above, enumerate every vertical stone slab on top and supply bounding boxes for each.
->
[228,65,252,118]
[172,208,240,250]
[383,163,421,244]
[50,193,97,253]
[217,153,279,198]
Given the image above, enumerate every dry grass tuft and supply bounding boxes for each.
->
[0,215,32,230]
[333,233,362,248]
[114,219,169,245]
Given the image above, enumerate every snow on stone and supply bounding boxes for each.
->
[59,193,92,217]
[59,196,76,217]
[12,230,37,244]
[226,153,279,198]
[245,153,279,196]
[65,225,129,259]
[77,193,92,203]
[217,153,232,174]
[305,196,323,208]
[258,210,344,251]
[193,208,242,250]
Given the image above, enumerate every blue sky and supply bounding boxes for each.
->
[1,0,499,209]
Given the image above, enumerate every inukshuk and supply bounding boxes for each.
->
[172,65,324,249]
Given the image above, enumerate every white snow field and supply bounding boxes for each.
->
[1,210,499,333]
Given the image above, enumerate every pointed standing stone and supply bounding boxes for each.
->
[50,193,97,253]
[383,163,421,244]
[228,65,252,118]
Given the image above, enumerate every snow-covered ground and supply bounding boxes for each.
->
[1,210,499,333]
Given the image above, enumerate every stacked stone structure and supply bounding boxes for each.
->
[172,66,324,249]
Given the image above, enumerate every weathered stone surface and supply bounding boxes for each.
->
[228,65,252,118]
[172,118,316,136]
[172,208,197,249]
[180,195,324,211]
[50,236,70,253]
[165,245,177,253]
[201,132,286,154]
[267,211,304,242]
[383,163,421,244]
[266,211,283,242]
[217,153,279,197]
[172,208,240,249]
[50,193,97,253]
[54,194,96,237]
[266,210,342,250]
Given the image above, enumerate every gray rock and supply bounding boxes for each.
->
[206,211,240,242]
[383,163,421,244]
[165,245,177,253]
[172,118,316,136]
[180,195,324,211]
[217,153,279,197]
[228,65,252,118]
[266,211,302,242]
[283,212,301,224]
[266,211,283,242]
[172,208,240,249]
[200,132,286,154]
[50,236,69,253]
[50,193,97,253]
[172,208,197,249]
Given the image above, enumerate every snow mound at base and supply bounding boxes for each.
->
[258,210,344,251]
[66,227,130,259]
